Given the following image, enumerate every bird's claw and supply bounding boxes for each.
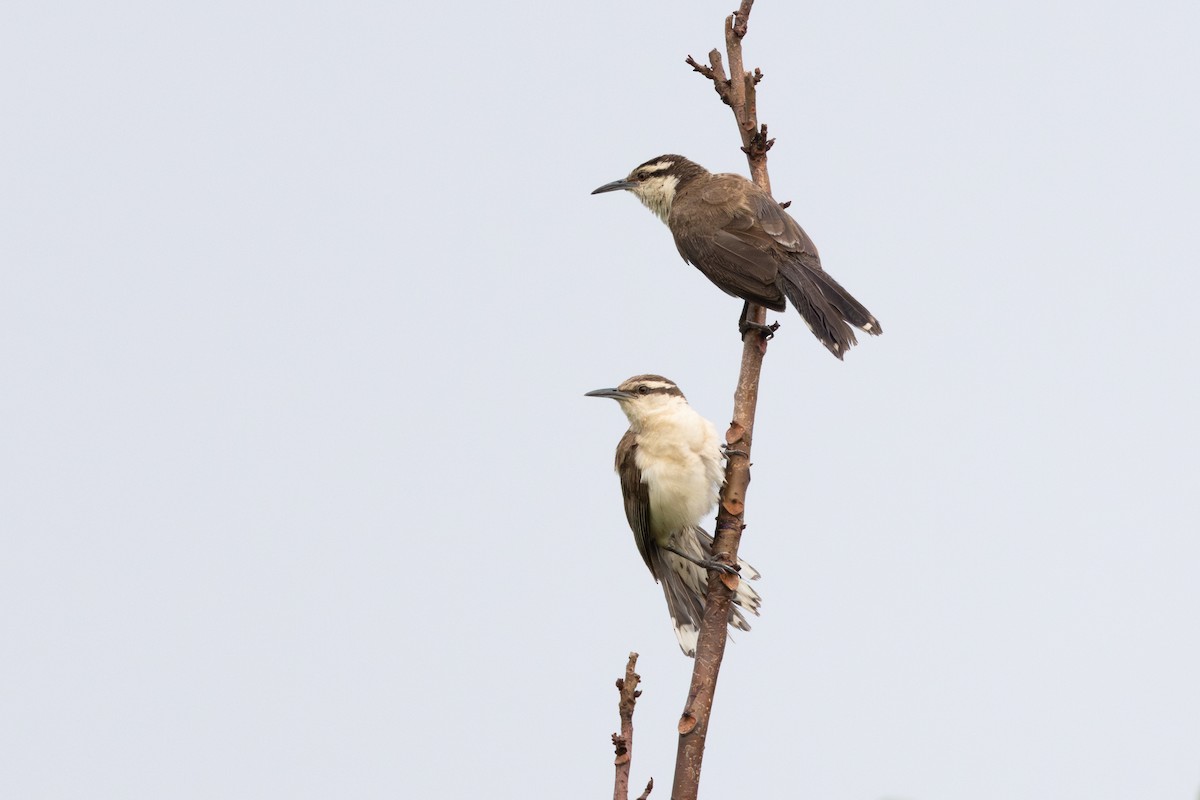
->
[739,320,780,341]
[704,559,740,576]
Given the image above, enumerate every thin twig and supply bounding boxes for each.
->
[725,15,748,131]
[684,55,721,84]
[732,0,755,38]
[612,653,644,800]
[685,51,732,106]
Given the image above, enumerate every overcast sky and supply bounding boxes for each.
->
[3,1,1198,798]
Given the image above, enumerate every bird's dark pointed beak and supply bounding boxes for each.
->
[585,387,632,400]
[591,179,635,195]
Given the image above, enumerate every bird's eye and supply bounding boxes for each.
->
[637,385,651,395]
[636,171,649,181]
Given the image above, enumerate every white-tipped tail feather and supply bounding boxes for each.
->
[652,526,762,657]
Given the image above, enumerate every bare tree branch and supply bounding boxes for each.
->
[612,652,646,800]
[685,50,731,106]
[725,16,749,133]
[672,2,778,799]
[732,0,755,38]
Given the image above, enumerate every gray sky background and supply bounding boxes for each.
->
[3,1,1198,797]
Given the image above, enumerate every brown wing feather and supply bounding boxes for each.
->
[747,192,821,262]
[615,430,657,580]
[745,192,881,336]
[670,174,788,310]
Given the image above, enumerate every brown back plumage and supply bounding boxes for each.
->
[667,167,881,358]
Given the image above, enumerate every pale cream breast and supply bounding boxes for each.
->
[632,412,723,545]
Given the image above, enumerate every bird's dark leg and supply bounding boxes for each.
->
[737,300,780,340]
[722,444,748,459]
[665,544,740,575]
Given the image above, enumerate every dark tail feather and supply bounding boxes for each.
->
[654,553,706,657]
[778,259,882,359]
[650,528,762,657]
[806,267,882,335]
